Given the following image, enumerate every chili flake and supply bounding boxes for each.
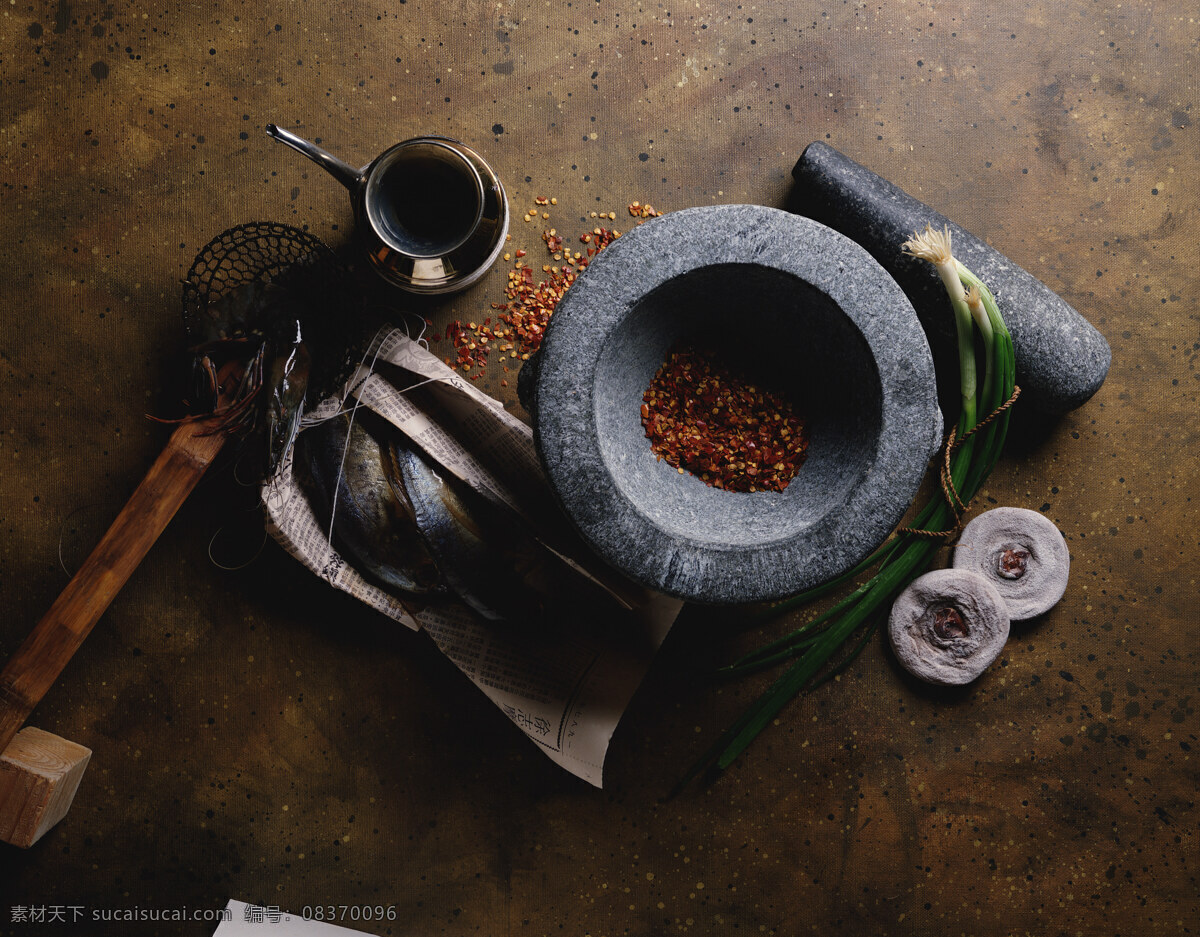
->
[628,201,663,219]
[445,317,505,381]
[641,345,809,493]
[489,221,620,358]
[436,196,661,379]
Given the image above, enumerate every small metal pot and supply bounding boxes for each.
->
[266,125,508,295]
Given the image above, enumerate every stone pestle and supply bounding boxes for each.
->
[790,141,1110,416]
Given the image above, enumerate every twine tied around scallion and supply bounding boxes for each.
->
[673,226,1019,794]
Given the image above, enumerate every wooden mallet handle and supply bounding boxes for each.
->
[0,419,226,753]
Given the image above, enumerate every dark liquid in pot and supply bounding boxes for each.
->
[373,155,480,256]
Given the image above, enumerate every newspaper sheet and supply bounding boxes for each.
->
[262,327,681,787]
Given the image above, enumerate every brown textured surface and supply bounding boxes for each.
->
[0,1,1195,934]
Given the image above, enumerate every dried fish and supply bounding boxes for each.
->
[294,411,444,596]
[391,438,543,623]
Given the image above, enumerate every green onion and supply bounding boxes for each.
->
[678,227,1018,791]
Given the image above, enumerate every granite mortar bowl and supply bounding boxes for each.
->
[521,205,943,604]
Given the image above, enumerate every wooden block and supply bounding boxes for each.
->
[0,727,91,848]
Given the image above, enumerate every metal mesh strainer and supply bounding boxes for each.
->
[182,221,366,404]
[178,222,370,479]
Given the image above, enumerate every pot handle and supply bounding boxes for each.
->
[265,124,362,192]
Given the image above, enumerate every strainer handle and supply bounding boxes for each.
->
[0,419,226,753]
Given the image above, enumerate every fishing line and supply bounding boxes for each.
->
[388,306,430,350]
[287,318,451,549]
[56,503,105,577]
[404,308,431,349]
[207,522,268,571]
[232,447,266,488]
[317,329,409,549]
[298,319,431,427]
[338,375,442,416]
[361,305,431,350]
[319,339,389,548]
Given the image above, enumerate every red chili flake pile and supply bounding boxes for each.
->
[494,222,619,360]
[435,196,664,382]
[641,344,809,493]
[432,317,505,379]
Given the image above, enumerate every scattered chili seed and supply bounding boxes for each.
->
[628,201,663,219]
[641,344,808,493]
[490,221,620,358]
[435,196,663,378]
[444,317,503,375]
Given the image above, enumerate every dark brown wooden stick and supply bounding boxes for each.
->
[0,419,227,753]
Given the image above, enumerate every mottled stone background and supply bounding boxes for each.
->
[0,0,1195,934]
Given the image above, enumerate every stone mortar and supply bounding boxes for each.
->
[524,205,943,604]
